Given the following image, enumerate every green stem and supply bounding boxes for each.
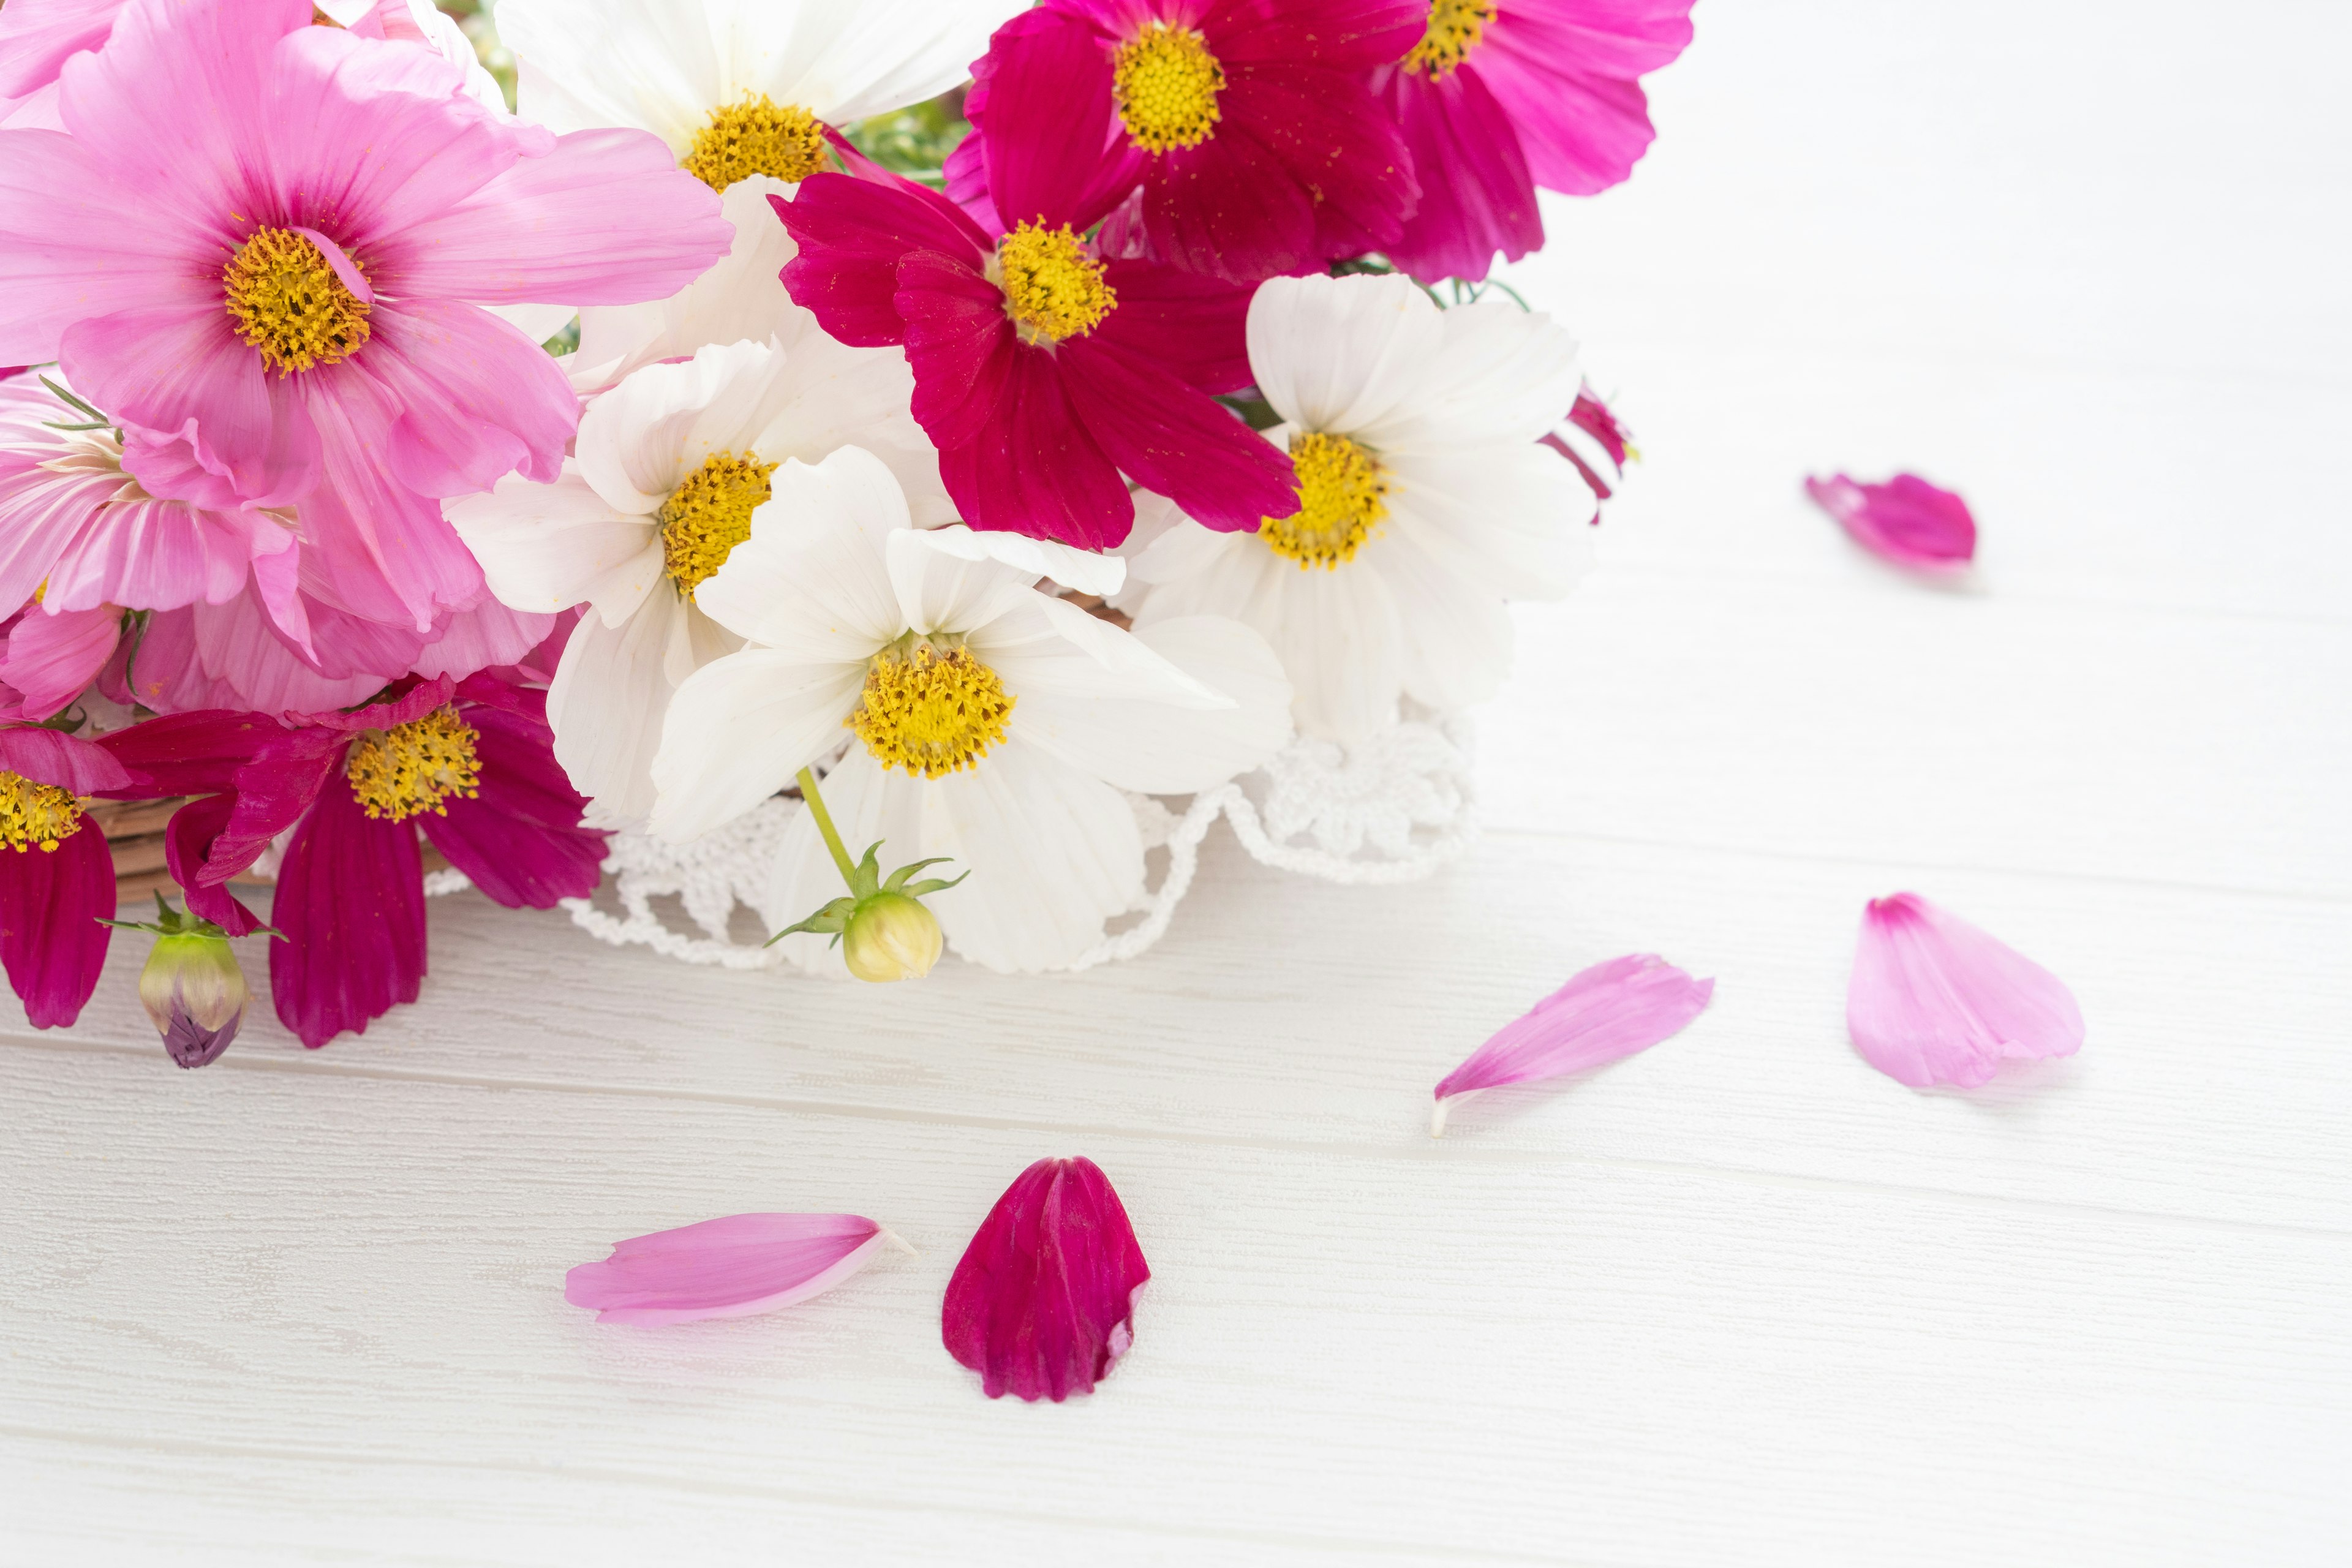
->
[796,766,859,888]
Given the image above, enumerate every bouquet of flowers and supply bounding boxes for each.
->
[0,0,1689,1060]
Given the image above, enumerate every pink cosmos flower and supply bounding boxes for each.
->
[777,114,1298,547]
[1847,892,2084,1090]
[123,675,606,1047]
[1375,0,1695,281]
[567,1213,909,1326]
[948,0,1424,283]
[0,721,135,1027]
[0,0,730,628]
[943,1156,1151,1401]
[1431,953,1713,1134]
[1805,473,1978,574]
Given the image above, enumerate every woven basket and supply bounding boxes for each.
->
[88,797,452,908]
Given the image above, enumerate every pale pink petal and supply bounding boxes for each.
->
[565,1213,904,1327]
[0,603,119,718]
[1431,954,1714,1135]
[1804,472,1977,573]
[942,1156,1150,1403]
[1847,892,2084,1090]
[407,595,557,682]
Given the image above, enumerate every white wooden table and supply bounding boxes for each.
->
[7,2,2348,1561]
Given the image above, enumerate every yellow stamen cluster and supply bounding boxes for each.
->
[1112,22,1227,153]
[222,227,372,375]
[1405,0,1498,76]
[344,706,482,823]
[0,770,83,853]
[993,222,1117,346]
[682,94,829,191]
[850,644,1015,778]
[660,451,779,595]
[1261,431,1392,569]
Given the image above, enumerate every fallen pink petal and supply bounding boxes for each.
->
[564,1213,908,1327]
[1847,892,2084,1089]
[1432,955,1715,1136]
[943,1157,1150,1403]
[1805,472,1978,572]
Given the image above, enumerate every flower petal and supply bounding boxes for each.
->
[647,648,867,843]
[566,1213,902,1327]
[0,818,112,1028]
[0,720,133,792]
[265,780,428,1048]
[1847,892,2084,1090]
[1805,473,1978,573]
[942,1156,1150,1402]
[417,705,606,908]
[1246,272,1444,438]
[1432,954,1714,1135]
[0,605,122,722]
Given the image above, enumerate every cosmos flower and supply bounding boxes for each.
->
[1374,0,1695,281]
[647,445,1293,974]
[1126,271,1591,744]
[947,0,1424,283]
[498,0,1019,194]
[0,0,731,628]
[775,75,1297,546]
[145,675,608,1046]
[0,720,136,1028]
[450,336,948,827]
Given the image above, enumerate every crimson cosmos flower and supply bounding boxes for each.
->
[947,0,1425,284]
[0,722,139,1028]
[775,124,1297,548]
[110,674,606,1047]
[1375,0,1695,281]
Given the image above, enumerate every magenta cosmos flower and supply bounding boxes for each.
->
[0,721,141,1027]
[1374,0,1694,281]
[124,675,606,1047]
[0,0,729,628]
[949,0,1424,283]
[777,156,1295,546]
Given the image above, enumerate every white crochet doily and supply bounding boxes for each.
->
[527,714,1478,975]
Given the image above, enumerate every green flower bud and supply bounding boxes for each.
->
[138,928,248,1069]
[840,891,943,984]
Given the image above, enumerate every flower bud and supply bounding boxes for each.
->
[138,928,247,1069]
[840,891,943,984]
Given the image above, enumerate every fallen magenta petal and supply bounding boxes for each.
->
[1847,892,2084,1089]
[943,1157,1150,1402]
[1805,473,1977,571]
[564,1213,906,1327]
[1432,955,1714,1136]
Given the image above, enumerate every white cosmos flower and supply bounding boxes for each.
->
[1125,273,1596,747]
[649,445,1294,976]
[498,0,1019,192]
[448,335,951,828]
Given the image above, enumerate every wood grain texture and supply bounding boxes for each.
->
[4,1,2348,1562]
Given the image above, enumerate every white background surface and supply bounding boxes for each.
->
[6,1,2350,1562]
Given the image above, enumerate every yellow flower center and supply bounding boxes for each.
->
[0,770,83,853]
[659,451,779,596]
[682,94,829,191]
[850,643,1015,779]
[1112,22,1227,153]
[1406,0,1498,76]
[1261,431,1391,569]
[992,222,1117,347]
[344,705,483,823]
[222,227,372,376]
